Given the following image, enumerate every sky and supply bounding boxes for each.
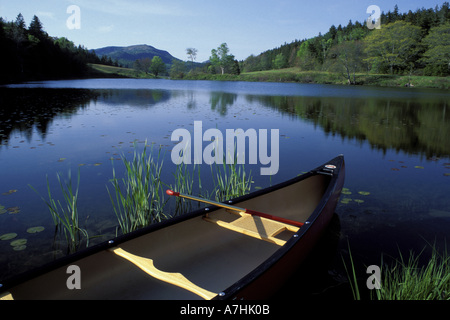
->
[0,0,447,62]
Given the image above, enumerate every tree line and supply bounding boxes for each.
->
[240,3,450,80]
[0,13,118,83]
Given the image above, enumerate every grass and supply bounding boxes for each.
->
[342,242,450,300]
[210,159,253,203]
[378,245,450,300]
[32,144,254,247]
[107,144,168,235]
[109,144,253,235]
[88,63,149,78]
[29,170,89,253]
[90,63,450,89]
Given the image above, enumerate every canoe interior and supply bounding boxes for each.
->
[6,173,331,300]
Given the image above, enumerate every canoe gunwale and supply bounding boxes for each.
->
[0,155,345,299]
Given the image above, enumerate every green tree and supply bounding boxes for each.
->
[133,57,151,74]
[186,47,197,70]
[296,40,317,70]
[150,56,166,77]
[273,53,287,69]
[364,21,422,74]
[329,40,365,84]
[169,59,186,78]
[29,15,45,39]
[210,43,235,74]
[420,22,450,75]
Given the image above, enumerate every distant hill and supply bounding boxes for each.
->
[92,44,181,68]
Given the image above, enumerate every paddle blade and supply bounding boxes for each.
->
[166,189,180,197]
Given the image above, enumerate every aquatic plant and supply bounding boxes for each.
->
[27,226,45,233]
[343,242,450,300]
[377,245,450,300]
[30,170,89,253]
[108,144,168,235]
[0,233,17,241]
[169,163,202,215]
[210,153,253,203]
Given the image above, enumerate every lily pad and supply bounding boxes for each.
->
[358,191,370,196]
[0,208,7,214]
[444,173,450,177]
[354,199,365,204]
[414,166,424,169]
[7,206,20,214]
[27,226,45,233]
[10,239,27,247]
[12,245,26,251]
[2,189,17,196]
[0,233,18,241]
[341,198,352,204]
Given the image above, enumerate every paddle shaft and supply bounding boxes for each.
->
[166,190,304,227]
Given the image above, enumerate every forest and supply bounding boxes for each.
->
[0,14,117,83]
[238,4,450,80]
[1,4,449,84]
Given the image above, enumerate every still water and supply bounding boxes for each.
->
[0,79,449,297]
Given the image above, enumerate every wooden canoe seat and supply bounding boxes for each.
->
[109,247,217,300]
[203,210,300,246]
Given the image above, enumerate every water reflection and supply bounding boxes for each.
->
[251,95,450,157]
[1,88,448,157]
[0,88,97,145]
[210,92,238,116]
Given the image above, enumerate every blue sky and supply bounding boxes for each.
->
[0,1,446,61]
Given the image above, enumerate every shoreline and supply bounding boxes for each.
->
[2,65,449,90]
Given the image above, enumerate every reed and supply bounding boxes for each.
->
[108,144,168,235]
[210,157,253,203]
[342,242,450,300]
[30,170,88,253]
[341,243,361,300]
[377,245,450,300]
[169,163,204,215]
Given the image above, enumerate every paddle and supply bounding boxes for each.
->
[166,189,304,227]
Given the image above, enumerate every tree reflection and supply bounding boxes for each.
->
[251,95,450,157]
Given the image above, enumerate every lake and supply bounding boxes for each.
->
[1,79,449,298]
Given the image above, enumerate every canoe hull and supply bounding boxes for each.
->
[218,155,345,300]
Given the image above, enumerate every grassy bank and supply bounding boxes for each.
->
[88,63,156,79]
[238,68,450,89]
[90,64,449,89]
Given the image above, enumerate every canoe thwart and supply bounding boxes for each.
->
[109,247,217,300]
[204,210,300,246]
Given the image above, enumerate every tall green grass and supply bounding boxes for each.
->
[107,144,168,235]
[30,170,88,253]
[33,144,254,246]
[342,242,450,300]
[109,145,254,234]
[210,160,253,202]
[378,245,450,300]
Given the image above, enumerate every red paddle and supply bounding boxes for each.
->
[166,189,304,227]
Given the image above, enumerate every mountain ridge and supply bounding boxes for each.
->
[92,44,181,68]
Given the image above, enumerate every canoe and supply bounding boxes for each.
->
[0,155,345,300]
